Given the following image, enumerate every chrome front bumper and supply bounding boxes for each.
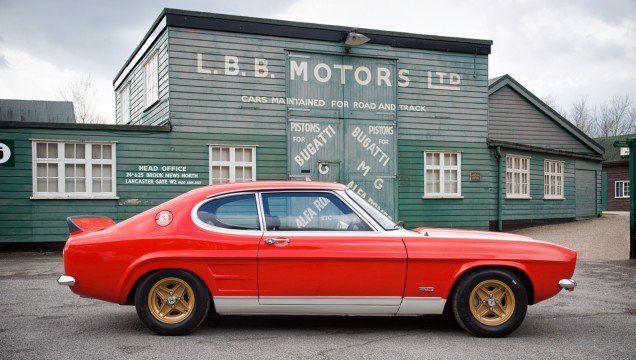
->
[57,275,76,287]
[559,278,577,291]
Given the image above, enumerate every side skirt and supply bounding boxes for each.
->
[214,296,446,316]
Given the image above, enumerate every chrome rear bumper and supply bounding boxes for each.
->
[57,275,76,287]
[559,278,577,291]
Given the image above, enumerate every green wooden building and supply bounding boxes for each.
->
[0,9,603,248]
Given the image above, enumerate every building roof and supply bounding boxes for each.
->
[0,99,76,123]
[488,75,604,158]
[114,8,493,88]
[595,135,636,164]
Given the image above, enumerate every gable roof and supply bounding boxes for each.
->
[0,99,75,123]
[488,75,604,157]
[595,135,636,163]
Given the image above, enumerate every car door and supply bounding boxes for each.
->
[257,191,407,310]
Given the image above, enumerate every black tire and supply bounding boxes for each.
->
[451,268,528,337]
[135,269,210,335]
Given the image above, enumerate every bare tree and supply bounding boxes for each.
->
[542,94,565,116]
[569,97,597,137]
[596,95,635,137]
[59,75,106,124]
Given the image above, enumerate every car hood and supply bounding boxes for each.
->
[411,227,537,242]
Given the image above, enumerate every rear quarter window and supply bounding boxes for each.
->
[196,194,260,230]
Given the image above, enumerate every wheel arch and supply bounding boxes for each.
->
[443,264,535,314]
[118,257,216,306]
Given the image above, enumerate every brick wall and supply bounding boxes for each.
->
[605,164,630,211]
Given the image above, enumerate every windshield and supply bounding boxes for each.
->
[345,189,399,230]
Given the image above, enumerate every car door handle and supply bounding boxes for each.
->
[264,238,290,245]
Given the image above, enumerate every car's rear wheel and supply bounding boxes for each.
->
[452,268,527,337]
[135,270,210,335]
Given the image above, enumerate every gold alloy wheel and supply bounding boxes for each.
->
[469,279,516,326]
[147,277,195,324]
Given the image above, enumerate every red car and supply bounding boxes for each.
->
[57,181,577,337]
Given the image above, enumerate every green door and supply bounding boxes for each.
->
[286,52,398,220]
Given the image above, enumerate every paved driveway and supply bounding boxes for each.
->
[513,212,631,260]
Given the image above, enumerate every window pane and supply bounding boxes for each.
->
[93,179,102,193]
[244,148,253,162]
[197,194,260,230]
[103,164,112,178]
[446,153,457,166]
[92,144,102,159]
[235,148,244,162]
[48,143,58,158]
[37,179,47,192]
[37,163,47,177]
[102,145,112,159]
[261,192,370,231]
[36,143,47,158]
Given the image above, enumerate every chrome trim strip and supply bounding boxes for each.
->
[214,296,402,315]
[213,296,447,316]
[396,297,446,315]
[57,275,76,287]
[258,296,402,306]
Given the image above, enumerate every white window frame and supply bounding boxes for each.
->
[144,51,159,108]
[506,155,531,199]
[31,140,117,199]
[119,83,130,124]
[544,160,564,199]
[423,151,462,198]
[615,180,630,198]
[208,145,256,184]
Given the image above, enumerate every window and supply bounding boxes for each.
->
[209,146,256,184]
[424,151,461,197]
[616,181,630,198]
[32,141,116,198]
[506,155,530,198]
[119,84,130,124]
[261,192,371,231]
[144,52,158,107]
[544,160,564,199]
[196,194,260,230]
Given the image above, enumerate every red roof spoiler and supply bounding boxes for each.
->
[67,216,116,236]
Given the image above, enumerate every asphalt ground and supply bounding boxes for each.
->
[1,216,635,359]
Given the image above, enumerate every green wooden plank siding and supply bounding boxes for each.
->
[489,86,593,153]
[116,31,170,126]
[0,126,287,244]
[496,148,577,221]
[398,140,494,230]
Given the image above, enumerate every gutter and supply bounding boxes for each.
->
[494,146,503,231]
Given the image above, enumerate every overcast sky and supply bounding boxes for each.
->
[0,0,634,124]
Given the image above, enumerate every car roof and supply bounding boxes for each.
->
[190,181,348,198]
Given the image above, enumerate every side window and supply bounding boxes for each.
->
[261,192,371,231]
[197,194,260,230]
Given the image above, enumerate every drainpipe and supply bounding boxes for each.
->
[494,146,503,231]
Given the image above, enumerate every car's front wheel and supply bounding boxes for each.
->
[135,270,210,335]
[452,268,528,337]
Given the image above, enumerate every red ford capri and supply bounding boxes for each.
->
[57,181,577,337]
